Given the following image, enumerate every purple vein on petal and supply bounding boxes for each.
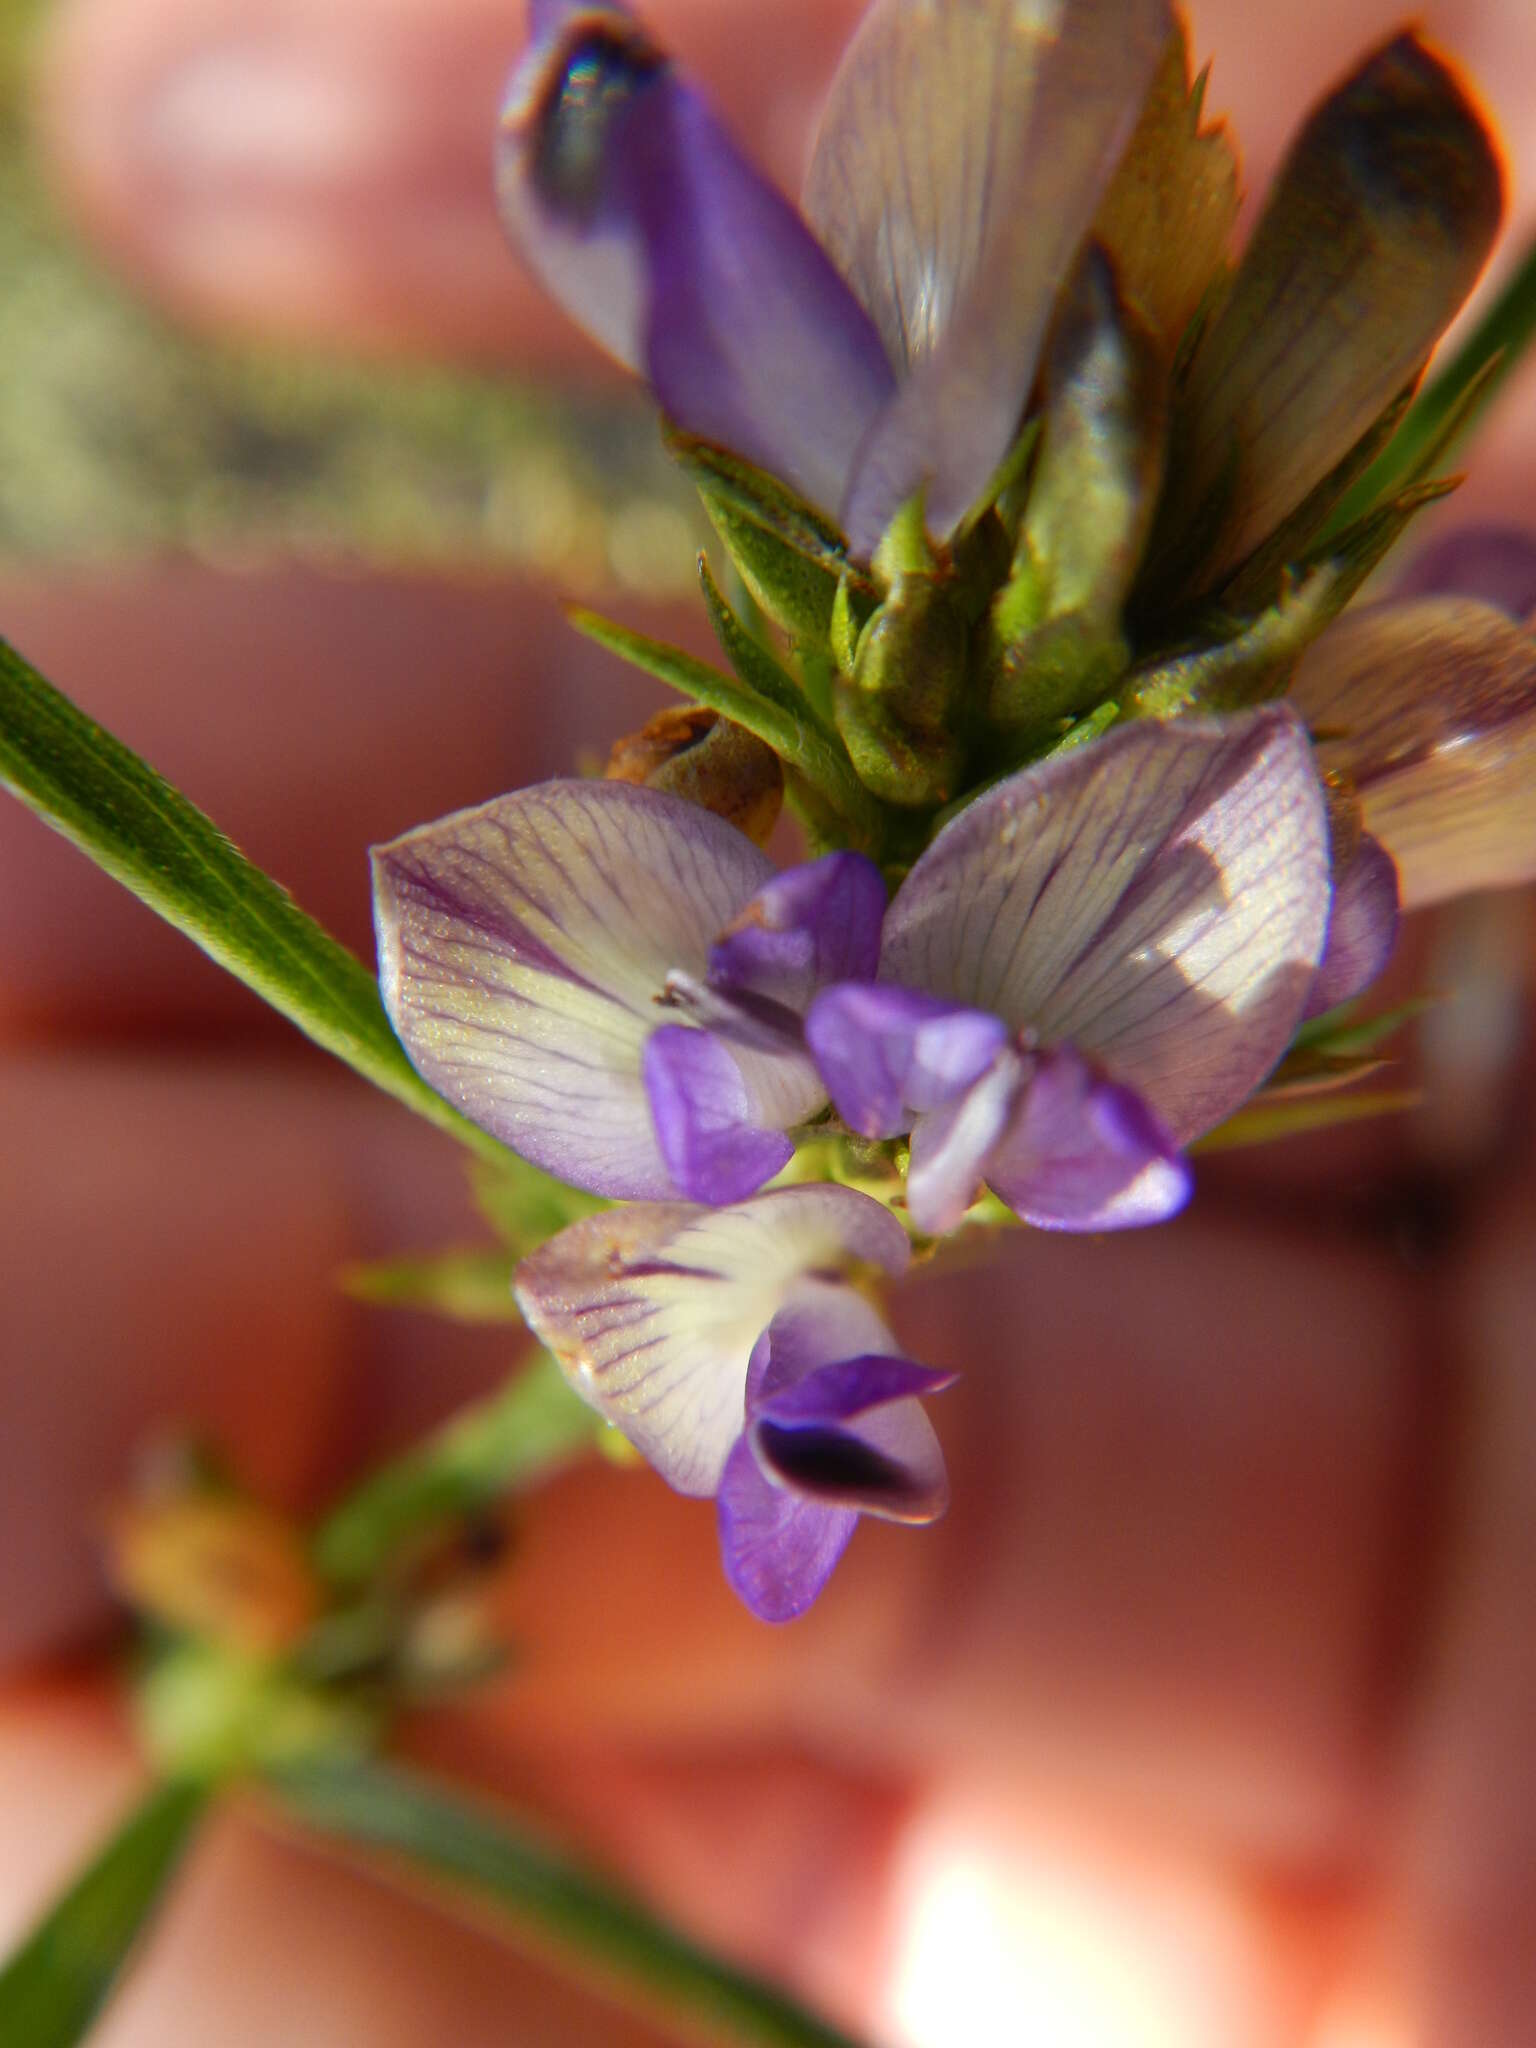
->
[516,1188,911,1495]
[814,0,1170,551]
[373,780,776,1198]
[881,710,1331,1143]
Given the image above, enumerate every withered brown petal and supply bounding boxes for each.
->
[1290,597,1536,908]
[1145,32,1503,599]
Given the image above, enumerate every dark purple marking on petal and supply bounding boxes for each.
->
[642,1023,793,1204]
[717,1432,857,1623]
[498,8,894,514]
[1396,525,1536,622]
[806,983,1007,1138]
[986,1046,1192,1232]
[1305,834,1401,1018]
[757,1352,957,1426]
[749,1349,951,1524]
[709,852,887,1008]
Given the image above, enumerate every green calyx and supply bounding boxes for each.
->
[631,340,1458,871]
[597,35,1524,875]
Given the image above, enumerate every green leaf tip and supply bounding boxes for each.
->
[567,605,882,848]
[0,1779,206,2048]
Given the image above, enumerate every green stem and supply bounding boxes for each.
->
[313,1351,602,1586]
[271,1756,870,2048]
[1327,232,1536,530]
[0,637,507,1165]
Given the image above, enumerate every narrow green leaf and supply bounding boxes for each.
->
[697,553,877,848]
[661,426,857,585]
[696,556,835,732]
[1326,231,1536,531]
[1291,994,1434,1061]
[0,1779,206,2048]
[567,608,882,848]
[0,638,507,1163]
[313,1352,602,1586]
[1040,698,1122,756]
[272,1756,869,2048]
[1194,1088,1419,1151]
[341,1246,522,1322]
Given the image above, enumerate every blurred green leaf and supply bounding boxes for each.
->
[342,1247,522,1323]
[1291,994,1434,1060]
[469,1154,608,1252]
[0,638,505,1161]
[272,1756,869,2048]
[1194,1088,1419,1151]
[313,1352,602,1587]
[0,1779,206,2048]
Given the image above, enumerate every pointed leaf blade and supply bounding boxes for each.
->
[273,1756,868,2048]
[568,610,881,845]
[0,1780,206,2048]
[0,639,499,1159]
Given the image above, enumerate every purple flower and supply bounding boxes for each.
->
[515,1185,952,1621]
[496,0,1170,555]
[371,779,885,1205]
[806,708,1334,1233]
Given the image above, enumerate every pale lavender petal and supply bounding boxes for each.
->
[642,1024,794,1203]
[708,852,887,1009]
[1304,835,1401,1019]
[806,984,1007,1138]
[811,0,1170,552]
[514,1188,910,1494]
[498,7,895,515]
[373,781,775,1198]
[1289,597,1536,908]
[905,1052,1021,1236]
[986,1046,1191,1231]
[1397,526,1536,622]
[882,710,1331,1144]
[717,1435,856,1623]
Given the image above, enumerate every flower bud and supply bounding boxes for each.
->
[606,706,783,845]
